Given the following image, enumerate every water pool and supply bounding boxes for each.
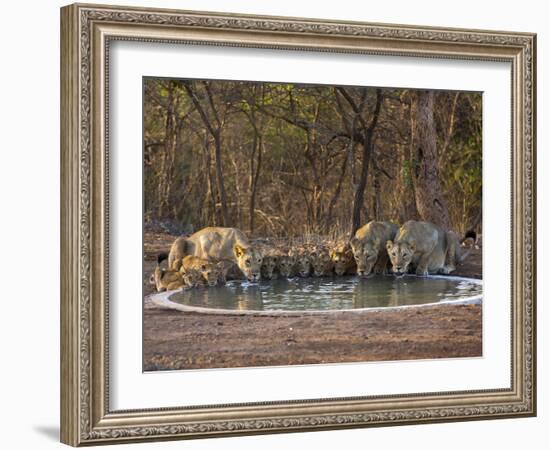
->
[165,275,482,313]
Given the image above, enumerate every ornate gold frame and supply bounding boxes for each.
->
[60,3,536,446]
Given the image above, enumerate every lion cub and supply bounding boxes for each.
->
[276,252,297,278]
[152,253,202,292]
[292,248,312,278]
[310,246,334,277]
[152,266,186,292]
[180,255,222,287]
[260,254,279,280]
[330,243,356,276]
[350,221,399,276]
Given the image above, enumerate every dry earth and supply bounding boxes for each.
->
[143,231,482,371]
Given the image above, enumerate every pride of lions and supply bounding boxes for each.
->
[151,220,476,292]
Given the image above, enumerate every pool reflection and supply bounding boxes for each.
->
[169,275,482,312]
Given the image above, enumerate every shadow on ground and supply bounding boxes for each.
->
[33,425,59,442]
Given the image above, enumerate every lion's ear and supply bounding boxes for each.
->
[234,245,245,259]
[386,240,394,251]
[409,240,416,252]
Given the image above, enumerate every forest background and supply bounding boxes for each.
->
[143,78,482,240]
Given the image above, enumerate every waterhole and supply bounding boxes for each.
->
[166,275,482,313]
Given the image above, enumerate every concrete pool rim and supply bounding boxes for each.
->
[148,275,483,316]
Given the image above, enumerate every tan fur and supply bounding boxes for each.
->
[330,243,356,276]
[167,227,262,282]
[310,246,334,277]
[167,236,188,271]
[153,265,185,292]
[180,255,221,287]
[443,231,476,274]
[260,254,279,280]
[180,269,204,289]
[386,220,469,276]
[292,248,312,278]
[216,259,243,283]
[277,253,297,278]
[350,221,399,276]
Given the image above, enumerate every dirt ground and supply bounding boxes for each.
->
[143,231,482,371]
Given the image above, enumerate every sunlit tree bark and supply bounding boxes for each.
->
[411,90,452,229]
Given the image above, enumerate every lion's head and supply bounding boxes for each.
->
[386,240,416,275]
[261,254,278,280]
[234,245,262,282]
[277,253,296,278]
[310,246,333,277]
[199,261,222,287]
[350,237,380,276]
[330,244,353,276]
[180,268,203,288]
[293,249,312,277]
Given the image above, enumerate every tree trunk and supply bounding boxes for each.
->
[203,134,218,225]
[411,90,452,229]
[350,129,372,235]
[183,82,229,226]
[213,132,229,226]
[438,91,460,167]
[158,82,177,220]
[325,152,348,230]
[206,157,216,224]
[398,141,420,221]
[350,89,382,236]
[249,135,262,235]
[396,98,419,222]
[372,166,382,220]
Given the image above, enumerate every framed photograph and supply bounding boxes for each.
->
[60,3,536,446]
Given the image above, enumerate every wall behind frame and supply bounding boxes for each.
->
[0,0,545,449]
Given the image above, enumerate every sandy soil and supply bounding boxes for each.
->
[142,231,482,371]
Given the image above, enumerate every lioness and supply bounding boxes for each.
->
[350,221,399,276]
[330,243,356,276]
[310,246,334,277]
[386,220,474,276]
[167,227,262,282]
